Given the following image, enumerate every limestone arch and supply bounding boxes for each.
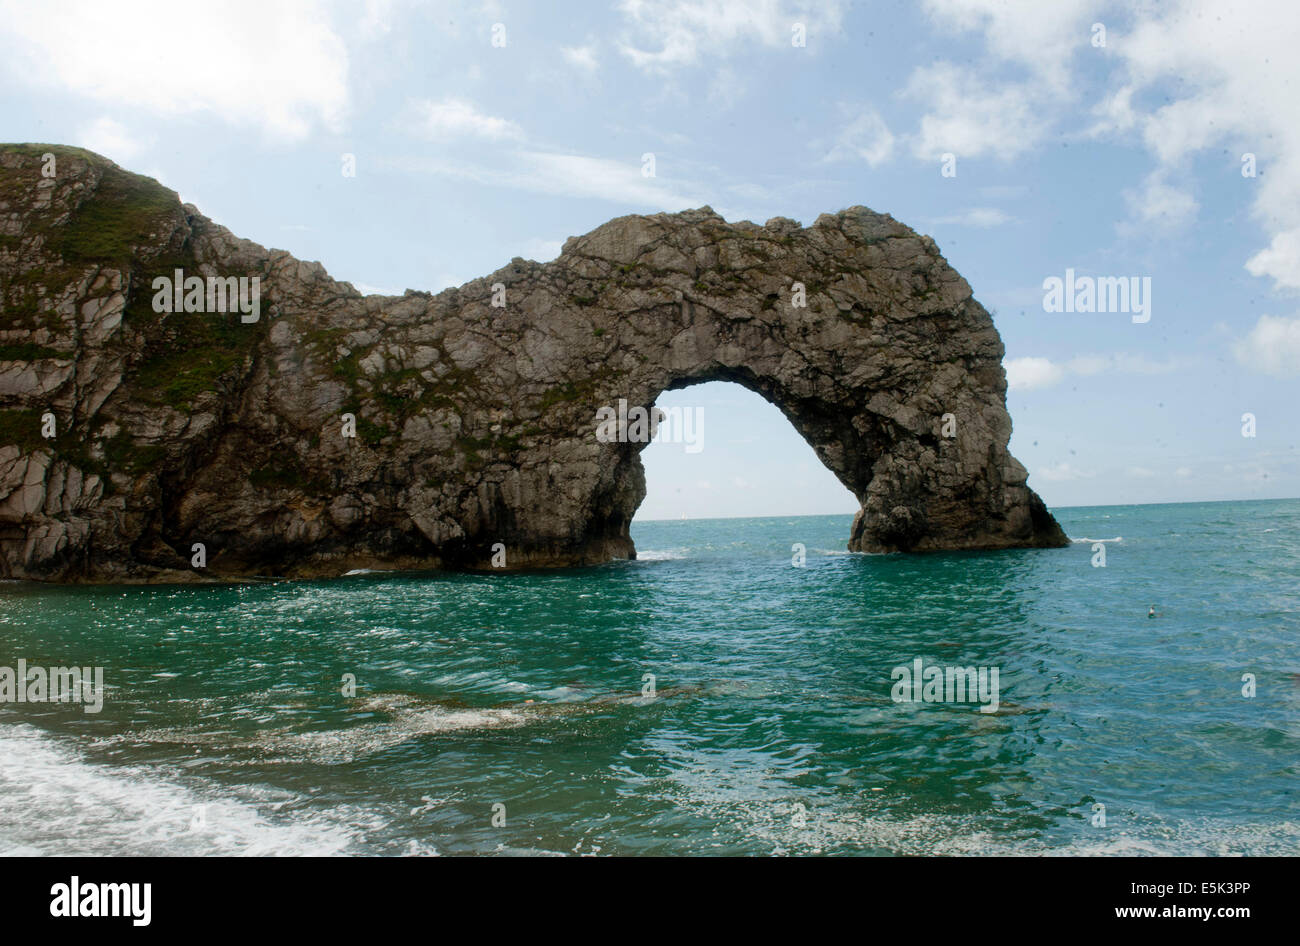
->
[543,205,1067,563]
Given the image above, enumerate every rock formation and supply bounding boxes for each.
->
[0,144,1066,582]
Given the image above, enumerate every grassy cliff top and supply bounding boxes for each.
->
[1,143,183,267]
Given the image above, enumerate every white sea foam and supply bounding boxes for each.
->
[658,780,1300,856]
[248,705,531,764]
[637,549,687,561]
[8,717,1292,857]
[1071,536,1123,543]
[0,724,360,856]
[101,693,539,766]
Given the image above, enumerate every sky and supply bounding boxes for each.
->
[1,0,1297,519]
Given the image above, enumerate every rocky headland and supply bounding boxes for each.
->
[0,144,1066,582]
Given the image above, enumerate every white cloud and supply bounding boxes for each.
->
[821,107,895,166]
[1035,462,1094,482]
[1122,172,1199,231]
[906,1,1094,160]
[929,207,1013,228]
[352,282,400,296]
[1077,1,1300,288]
[562,45,599,73]
[616,0,845,72]
[912,2,1300,291]
[1245,230,1300,291]
[389,91,709,209]
[1006,352,1187,390]
[359,0,394,37]
[408,98,522,140]
[520,151,707,207]
[75,117,148,164]
[385,150,707,209]
[0,0,348,141]
[920,0,1094,92]
[1233,314,1300,376]
[1005,356,1065,390]
[905,63,1046,161]
[1087,87,1138,136]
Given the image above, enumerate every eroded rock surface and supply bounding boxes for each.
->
[0,144,1066,582]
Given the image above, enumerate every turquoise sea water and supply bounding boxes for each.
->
[0,499,1297,856]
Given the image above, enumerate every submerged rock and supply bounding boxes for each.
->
[0,144,1066,582]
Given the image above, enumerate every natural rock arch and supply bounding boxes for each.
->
[0,146,1065,581]
[525,206,1067,562]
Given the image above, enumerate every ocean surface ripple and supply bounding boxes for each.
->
[1,500,1297,856]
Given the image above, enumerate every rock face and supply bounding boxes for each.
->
[0,144,1066,582]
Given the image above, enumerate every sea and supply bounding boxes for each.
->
[0,499,1296,856]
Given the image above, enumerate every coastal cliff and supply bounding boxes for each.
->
[0,144,1066,581]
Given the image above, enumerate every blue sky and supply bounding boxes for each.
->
[2,0,1297,519]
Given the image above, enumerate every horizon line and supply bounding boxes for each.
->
[632,495,1299,523]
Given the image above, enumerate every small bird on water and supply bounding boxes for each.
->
[1148,605,1156,618]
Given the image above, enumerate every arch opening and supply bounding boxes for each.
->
[633,380,859,522]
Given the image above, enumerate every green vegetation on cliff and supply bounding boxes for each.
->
[0,407,46,453]
[58,164,180,266]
